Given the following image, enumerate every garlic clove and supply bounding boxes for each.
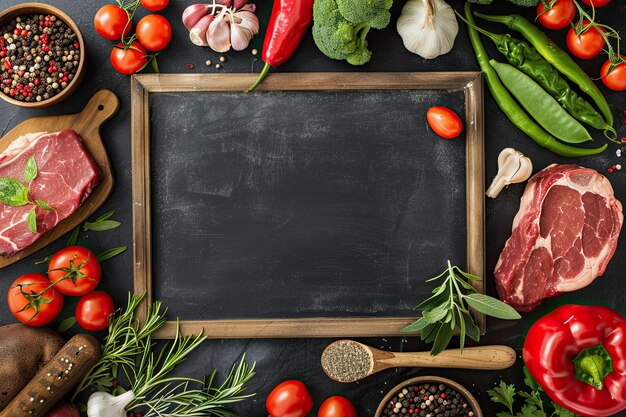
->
[233,0,248,9]
[230,23,251,51]
[233,10,259,35]
[208,10,232,53]
[87,390,135,417]
[486,148,533,198]
[238,3,256,13]
[182,4,211,31]
[190,14,215,46]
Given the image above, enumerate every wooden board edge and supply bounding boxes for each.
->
[464,73,486,335]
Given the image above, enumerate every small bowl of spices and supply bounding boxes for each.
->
[375,376,483,417]
[0,2,85,108]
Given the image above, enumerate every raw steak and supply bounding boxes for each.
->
[494,164,623,312]
[0,130,100,257]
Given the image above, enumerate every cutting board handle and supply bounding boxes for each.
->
[77,89,120,137]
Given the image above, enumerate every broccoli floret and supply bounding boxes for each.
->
[312,0,392,66]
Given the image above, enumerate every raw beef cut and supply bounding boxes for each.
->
[494,164,623,312]
[0,130,100,257]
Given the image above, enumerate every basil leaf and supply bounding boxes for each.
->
[0,177,30,206]
[84,220,121,232]
[24,156,37,182]
[56,316,76,332]
[97,246,127,261]
[401,317,430,333]
[464,293,521,320]
[27,206,37,234]
[431,322,453,356]
[36,200,54,210]
[95,210,115,222]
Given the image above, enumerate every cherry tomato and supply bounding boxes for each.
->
[136,14,172,52]
[94,5,132,41]
[537,0,576,30]
[266,380,313,417]
[48,246,101,296]
[601,56,626,91]
[76,291,115,331]
[426,106,463,139]
[582,0,611,6]
[7,273,63,326]
[110,41,147,75]
[566,21,606,59]
[141,0,170,12]
[318,396,358,417]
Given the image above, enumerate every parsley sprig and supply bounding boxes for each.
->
[402,260,521,355]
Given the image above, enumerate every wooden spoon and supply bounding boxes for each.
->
[321,339,516,383]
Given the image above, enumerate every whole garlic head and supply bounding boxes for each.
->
[397,0,459,60]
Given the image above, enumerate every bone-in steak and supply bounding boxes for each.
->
[494,164,623,312]
[0,130,100,257]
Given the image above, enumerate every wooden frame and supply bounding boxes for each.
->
[131,72,485,339]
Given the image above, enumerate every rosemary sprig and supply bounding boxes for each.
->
[402,260,521,356]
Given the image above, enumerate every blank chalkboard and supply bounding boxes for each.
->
[130,73,485,339]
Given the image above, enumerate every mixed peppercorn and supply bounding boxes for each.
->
[382,383,474,417]
[0,14,80,102]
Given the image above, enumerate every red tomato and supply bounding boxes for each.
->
[318,396,358,417]
[76,291,115,331]
[7,273,63,326]
[582,0,611,6]
[141,0,170,12]
[94,5,132,41]
[537,0,576,30]
[426,106,463,139]
[48,246,101,296]
[110,42,147,75]
[266,380,313,417]
[566,21,606,59]
[601,56,626,91]
[136,14,172,52]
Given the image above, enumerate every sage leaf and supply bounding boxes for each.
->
[56,316,76,332]
[464,293,521,320]
[27,206,37,234]
[421,322,439,343]
[0,177,29,206]
[84,219,121,232]
[97,246,127,261]
[422,306,449,323]
[462,312,481,342]
[24,156,37,183]
[431,323,453,356]
[457,307,466,349]
[36,199,54,210]
[67,226,80,246]
[95,210,115,222]
[402,317,430,333]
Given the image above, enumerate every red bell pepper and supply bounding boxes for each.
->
[246,0,314,92]
[523,304,626,417]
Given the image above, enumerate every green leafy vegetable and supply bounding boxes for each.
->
[84,220,121,232]
[95,210,116,222]
[97,246,127,261]
[36,199,54,210]
[27,206,37,234]
[402,260,521,355]
[0,177,30,207]
[57,315,77,332]
[24,156,37,183]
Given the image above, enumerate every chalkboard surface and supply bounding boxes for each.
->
[149,89,467,320]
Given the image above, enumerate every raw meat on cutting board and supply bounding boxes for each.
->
[494,164,623,312]
[0,130,100,257]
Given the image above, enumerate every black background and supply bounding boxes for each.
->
[0,0,624,416]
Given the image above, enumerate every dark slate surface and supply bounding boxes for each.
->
[0,0,625,416]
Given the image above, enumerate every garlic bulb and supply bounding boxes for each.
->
[87,391,135,417]
[486,148,533,198]
[397,0,459,59]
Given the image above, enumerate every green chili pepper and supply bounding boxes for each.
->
[463,2,607,158]
[456,17,617,142]
[474,11,614,130]
[490,60,592,144]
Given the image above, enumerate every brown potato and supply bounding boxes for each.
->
[0,324,64,410]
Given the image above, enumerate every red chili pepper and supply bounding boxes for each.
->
[246,0,314,93]
[523,305,626,417]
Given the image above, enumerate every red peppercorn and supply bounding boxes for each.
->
[186,63,194,69]
[3,60,10,69]
[34,78,40,85]
[441,393,447,399]
[608,168,614,173]
[9,89,16,97]
[21,29,28,37]
[0,51,5,57]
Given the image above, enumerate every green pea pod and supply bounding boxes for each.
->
[456,17,617,142]
[463,3,606,158]
[474,12,614,129]
[490,60,592,144]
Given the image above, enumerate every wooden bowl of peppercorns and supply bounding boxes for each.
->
[375,376,483,417]
[0,2,85,108]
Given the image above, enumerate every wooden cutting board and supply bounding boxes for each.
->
[0,89,119,268]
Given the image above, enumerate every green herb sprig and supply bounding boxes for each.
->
[488,368,579,417]
[402,260,521,356]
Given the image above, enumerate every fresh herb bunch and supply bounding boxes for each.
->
[402,261,521,355]
[488,368,579,417]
